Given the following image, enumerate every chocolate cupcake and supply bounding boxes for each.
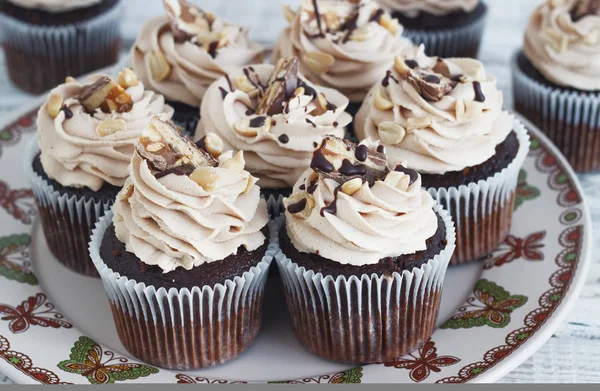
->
[273,0,415,132]
[26,69,174,276]
[130,0,264,136]
[275,136,455,363]
[380,0,488,58]
[89,118,273,370]
[194,56,351,209]
[512,0,600,172]
[355,48,530,265]
[0,0,123,94]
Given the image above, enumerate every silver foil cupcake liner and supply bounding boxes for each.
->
[512,51,600,172]
[0,1,123,94]
[400,6,488,59]
[25,138,112,277]
[272,203,456,364]
[428,116,530,265]
[89,210,275,370]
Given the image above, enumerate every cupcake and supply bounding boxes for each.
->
[355,48,530,265]
[379,0,488,58]
[89,118,272,370]
[275,136,455,363]
[130,0,264,136]
[273,0,415,124]
[194,56,351,203]
[512,0,600,172]
[0,0,123,94]
[26,69,174,276]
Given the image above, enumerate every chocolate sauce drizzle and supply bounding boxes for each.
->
[394,164,418,185]
[287,198,307,214]
[339,159,367,177]
[306,118,317,128]
[355,144,368,162]
[243,67,265,91]
[473,81,486,102]
[377,145,385,153]
[312,0,325,38]
[307,179,318,194]
[278,134,290,143]
[310,149,334,173]
[219,87,228,99]
[207,41,219,58]
[299,184,306,190]
[61,106,73,119]
[405,59,419,69]
[320,186,341,216]
[249,116,266,127]
[382,70,400,87]
[370,8,385,23]
[225,74,234,92]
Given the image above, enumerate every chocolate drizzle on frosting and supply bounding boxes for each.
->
[287,198,308,214]
[473,81,486,102]
[394,164,418,185]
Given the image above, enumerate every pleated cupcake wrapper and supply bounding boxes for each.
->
[264,193,285,218]
[0,1,123,93]
[272,203,456,364]
[401,8,487,59]
[511,51,600,172]
[428,116,530,265]
[25,139,111,277]
[89,210,275,370]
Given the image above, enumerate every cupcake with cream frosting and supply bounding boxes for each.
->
[273,0,415,119]
[513,0,600,172]
[26,69,174,276]
[195,56,352,200]
[379,0,488,58]
[90,118,273,369]
[275,135,455,363]
[0,0,123,94]
[130,0,264,136]
[355,47,530,264]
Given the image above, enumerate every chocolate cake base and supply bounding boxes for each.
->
[0,0,119,25]
[392,2,487,31]
[514,51,600,172]
[32,154,119,277]
[167,100,201,139]
[421,131,519,188]
[277,213,449,363]
[279,213,447,278]
[100,224,268,289]
[98,223,270,370]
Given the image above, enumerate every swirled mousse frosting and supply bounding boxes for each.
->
[273,0,415,102]
[6,0,102,12]
[195,57,352,189]
[378,0,479,17]
[130,0,264,108]
[112,118,268,273]
[37,69,174,192]
[355,47,512,175]
[283,136,438,266]
[524,0,600,91]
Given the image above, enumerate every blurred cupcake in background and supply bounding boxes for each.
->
[379,0,488,58]
[355,48,530,265]
[0,0,123,94]
[26,69,173,276]
[90,118,273,369]
[195,56,351,202]
[276,136,455,363]
[512,0,600,172]
[273,0,414,130]
[131,0,264,136]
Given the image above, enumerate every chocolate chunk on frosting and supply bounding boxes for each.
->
[137,117,217,173]
[256,57,299,116]
[163,0,215,42]
[310,136,388,184]
[78,76,134,114]
[571,0,600,21]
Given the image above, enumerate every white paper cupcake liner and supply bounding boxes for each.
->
[401,6,488,59]
[272,203,456,364]
[428,115,530,265]
[511,51,600,172]
[89,210,275,370]
[25,138,113,277]
[0,1,123,93]
[264,193,285,218]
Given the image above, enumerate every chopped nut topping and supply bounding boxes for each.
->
[137,117,217,173]
[195,132,224,158]
[234,115,272,137]
[149,51,172,82]
[46,93,64,119]
[97,118,127,137]
[284,191,315,219]
[221,150,246,173]
[341,177,362,195]
[378,121,406,145]
[65,76,77,83]
[117,68,139,89]
[189,167,218,191]
[163,0,214,42]
[384,171,410,192]
[78,76,134,114]
[302,51,335,75]
[374,86,394,111]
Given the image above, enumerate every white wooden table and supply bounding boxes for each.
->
[1,0,599,384]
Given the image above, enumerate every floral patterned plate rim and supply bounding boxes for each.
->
[0,98,591,384]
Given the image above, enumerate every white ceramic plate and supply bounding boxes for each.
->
[0,101,591,384]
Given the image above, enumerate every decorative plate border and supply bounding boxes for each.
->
[0,100,591,384]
